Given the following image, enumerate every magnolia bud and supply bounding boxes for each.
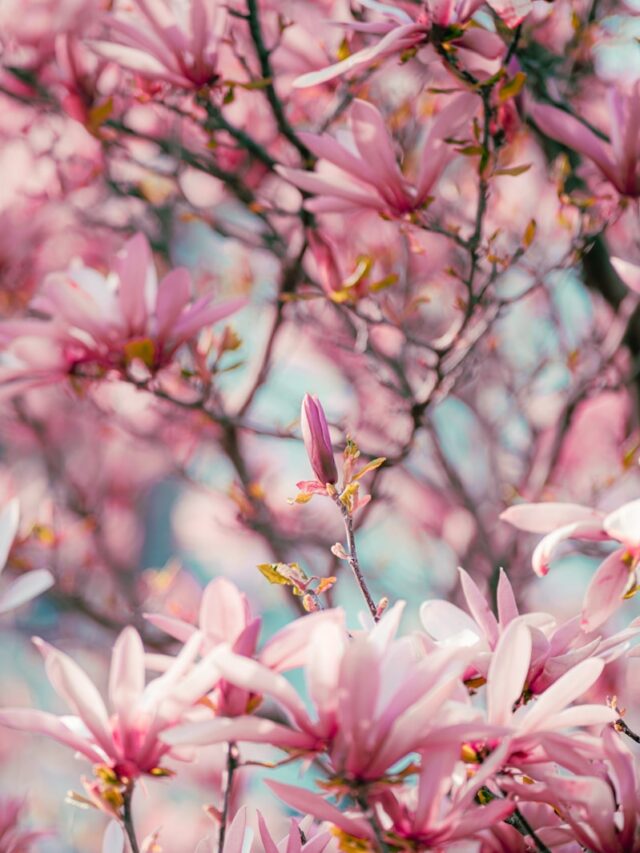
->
[300,394,338,485]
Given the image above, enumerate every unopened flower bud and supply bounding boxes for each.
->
[301,394,338,485]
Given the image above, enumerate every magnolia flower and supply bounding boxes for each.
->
[420,567,639,693]
[0,499,53,616]
[278,95,477,217]
[293,0,518,89]
[300,394,338,485]
[92,0,228,89]
[0,233,245,391]
[0,627,223,786]
[501,499,640,630]
[165,603,477,782]
[529,85,640,197]
[145,576,345,716]
[476,619,617,769]
[0,798,45,853]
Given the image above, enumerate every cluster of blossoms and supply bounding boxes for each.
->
[2,0,640,850]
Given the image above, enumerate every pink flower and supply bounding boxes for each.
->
[278,95,477,217]
[301,394,338,485]
[420,567,639,694]
[293,0,513,89]
[501,499,640,630]
[529,85,640,197]
[0,627,223,784]
[92,0,228,89]
[145,576,345,716]
[376,741,515,848]
[0,499,53,616]
[165,603,477,782]
[0,798,45,853]
[0,233,245,390]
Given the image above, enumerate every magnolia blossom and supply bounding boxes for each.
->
[293,0,520,89]
[278,95,477,217]
[501,499,640,629]
[0,499,53,616]
[145,576,345,716]
[92,0,228,88]
[0,233,245,391]
[0,627,223,783]
[421,567,639,693]
[529,85,640,197]
[165,603,476,782]
[0,798,44,853]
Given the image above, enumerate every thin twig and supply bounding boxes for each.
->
[331,493,379,621]
[218,742,240,850]
[122,787,140,853]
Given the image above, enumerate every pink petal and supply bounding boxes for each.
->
[207,647,312,730]
[0,568,53,614]
[496,568,519,626]
[581,549,633,632]
[419,600,482,645]
[155,268,192,341]
[518,657,605,735]
[611,257,640,295]
[532,520,609,577]
[459,568,499,646]
[143,613,197,645]
[109,627,145,723]
[116,233,153,336]
[349,100,408,208]
[33,638,113,756]
[0,708,105,763]
[222,806,248,853]
[500,502,603,534]
[267,782,374,840]
[292,23,424,88]
[0,498,19,571]
[199,577,251,646]
[528,102,618,187]
[487,620,531,726]
[603,499,640,548]
[486,0,532,27]
[257,813,280,853]
[170,297,246,345]
[163,716,315,750]
[261,609,345,672]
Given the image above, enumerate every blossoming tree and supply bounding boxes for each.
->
[1,0,640,850]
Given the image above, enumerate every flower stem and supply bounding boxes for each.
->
[332,493,379,622]
[122,786,140,853]
[218,741,240,850]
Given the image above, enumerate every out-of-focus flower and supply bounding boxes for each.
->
[92,0,228,89]
[0,499,53,616]
[0,233,245,393]
[501,498,640,630]
[278,96,477,217]
[301,393,338,485]
[293,0,516,89]
[0,798,45,852]
[529,85,640,197]
[0,627,222,788]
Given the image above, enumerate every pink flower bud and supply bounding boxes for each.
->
[300,394,338,485]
